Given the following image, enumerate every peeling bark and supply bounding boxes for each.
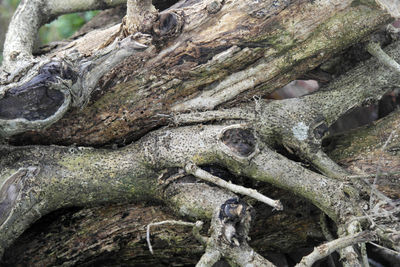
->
[1,0,391,145]
[1,0,400,266]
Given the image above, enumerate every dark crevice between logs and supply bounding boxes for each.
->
[327,89,400,135]
[155,0,181,11]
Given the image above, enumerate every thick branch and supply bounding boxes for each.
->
[0,122,359,256]
[4,0,390,145]
[1,110,398,264]
[125,0,157,34]
[2,0,126,73]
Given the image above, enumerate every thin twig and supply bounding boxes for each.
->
[347,171,400,179]
[146,220,202,254]
[296,231,376,267]
[185,163,283,210]
[369,241,400,257]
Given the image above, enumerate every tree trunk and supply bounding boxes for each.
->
[1,0,399,266]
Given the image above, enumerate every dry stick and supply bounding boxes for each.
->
[185,163,283,210]
[369,241,400,257]
[146,220,203,254]
[347,171,400,179]
[296,231,376,267]
[173,108,251,125]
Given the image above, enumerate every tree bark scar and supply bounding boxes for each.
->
[221,128,256,157]
[0,62,74,121]
[312,115,329,140]
[153,11,184,43]
[0,169,28,226]
[207,0,224,14]
[313,122,329,140]
[218,197,252,246]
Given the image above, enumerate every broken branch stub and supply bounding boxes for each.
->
[125,0,158,35]
[197,198,275,266]
[0,61,73,137]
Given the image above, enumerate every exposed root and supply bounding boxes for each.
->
[196,249,222,267]
[309,149,349,180]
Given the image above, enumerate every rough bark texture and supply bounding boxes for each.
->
[2,110,398,266]
[4,0,390,146]
[1,0,399,266]
[1,190,323,266]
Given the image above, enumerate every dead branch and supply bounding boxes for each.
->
[185,163,283,210]
[296,231,377,267]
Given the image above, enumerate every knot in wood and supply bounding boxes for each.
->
[0,62,73,121]
[313,122,328,140]
[153,11,184,42]
[221,128,256,157]
[207,0,223,14]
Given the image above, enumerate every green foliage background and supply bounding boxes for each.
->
[38,11,99,44]
[0,0,98,64]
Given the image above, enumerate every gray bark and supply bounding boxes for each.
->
[0,0,399,266]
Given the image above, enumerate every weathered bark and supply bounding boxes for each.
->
[1,188,323,266]
[1,0,400,266]
[2,109,398,266]
[1,0,391,145]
